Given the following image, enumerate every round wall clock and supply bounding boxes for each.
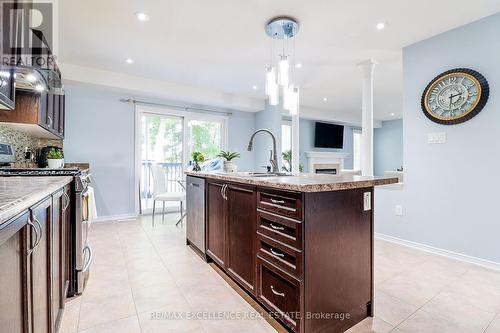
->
[421,68,489,125]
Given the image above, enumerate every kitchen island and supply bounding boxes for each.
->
[185,172,398,333]
[0,176,73,333]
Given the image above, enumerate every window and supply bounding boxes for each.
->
[187,119,224,161]
[281,121,292,170]
[353,130,362,171]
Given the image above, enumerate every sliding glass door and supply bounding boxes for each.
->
[137,107,227,213]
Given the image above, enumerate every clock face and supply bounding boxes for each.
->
[421,68,489,125]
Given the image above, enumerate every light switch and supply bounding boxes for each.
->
[395,205,403,216]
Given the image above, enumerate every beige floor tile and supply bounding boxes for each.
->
[132,281,190,314]
[345,317,394,333]
[138,308,203,333]
[59,297,81,333]
[485,313,500,333]
[78,315,141,333]
[128,266,175,289]
[81,267,132,300]
[421,288,496,333]
[374,256,406,286]
[374,290,418,326]
[78,292,136,331]
[200,319,273,333]
[397,310,477,333]
[442,275,500,313]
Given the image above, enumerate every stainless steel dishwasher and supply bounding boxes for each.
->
[186,175,206,255]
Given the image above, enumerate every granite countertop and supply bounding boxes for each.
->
[185,171,399,192]
[0,176,73,225]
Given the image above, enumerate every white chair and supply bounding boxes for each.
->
[150,164,186,227]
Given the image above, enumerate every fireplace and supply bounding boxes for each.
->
[305,152,350,174]
[315,168,338,175]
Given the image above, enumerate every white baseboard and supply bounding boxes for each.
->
[375,232,500,272]
[92,213,138,223]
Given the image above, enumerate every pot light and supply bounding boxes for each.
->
[295,63,303,69]
[376,22,385,30]
[390,113,395,116]
[26,74,37,82]
[323,97,328,102]
[252,85,257,90]
[125,58,134,64]
[136,12,150,22]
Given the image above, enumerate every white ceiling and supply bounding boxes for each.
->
[59,0,500,122]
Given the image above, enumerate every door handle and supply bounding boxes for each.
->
[223,184,228,200]
[31,213,42,250]
[82,245,93,273]
[26,216,39,255]
[63,192,70,211]
[270,285,285,297]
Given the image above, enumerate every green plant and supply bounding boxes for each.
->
[281,150,303,172]
[47,148,63,159]
[191,151,205,163]
[217,150,240,161]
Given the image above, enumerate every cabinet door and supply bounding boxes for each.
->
[226,184,256,293]
[61,185,71,299]
[30,197,52,333]
[0,212,29,333]
[58,95,65,137]
[44,92,53,130]
[52,94,60,133]
[206,182,226,267]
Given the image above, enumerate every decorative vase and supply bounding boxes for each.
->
[223,161,237,173]
[47,159,63,169]
[193,161,201,171]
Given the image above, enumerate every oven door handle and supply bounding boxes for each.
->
[82,245,93,273]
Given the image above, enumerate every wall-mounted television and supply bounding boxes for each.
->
[314,122,344,149]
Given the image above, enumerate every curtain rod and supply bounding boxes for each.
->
[119,98,233,116]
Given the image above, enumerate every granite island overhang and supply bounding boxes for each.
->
[184,171,398,333]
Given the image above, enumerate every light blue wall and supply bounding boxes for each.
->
[298,119,358,172]
[64,83,257,217]
[377,13,500,263]
[374,119,403,176]
[253,103,282,170]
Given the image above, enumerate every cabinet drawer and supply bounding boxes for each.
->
[258,258,301,332]
[257,233,302,279]
[257,189,302,220]
[257,209,302,249]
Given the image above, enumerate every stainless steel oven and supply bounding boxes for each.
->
[74,172,93,294]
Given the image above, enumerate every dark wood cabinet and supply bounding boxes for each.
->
[226,184,256,293]
[0,183,72,333]
[206,181,226,267]
[29,197,52,333]
[0,212,29,333]
[0,90,66,139]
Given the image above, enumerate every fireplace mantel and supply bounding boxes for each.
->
[304,151,351,173]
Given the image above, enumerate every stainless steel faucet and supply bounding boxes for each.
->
[247,129,279,173]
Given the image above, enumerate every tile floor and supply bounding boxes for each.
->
[59,213,500,333]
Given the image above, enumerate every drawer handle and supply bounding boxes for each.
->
[269,248,285,258]
[269,223,285,231]
[270,285,285,297]
[270,198,285,204]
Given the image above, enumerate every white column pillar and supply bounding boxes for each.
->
[291,111,300,173]
[357,59,377,177]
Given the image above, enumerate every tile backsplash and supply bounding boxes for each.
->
[0,124,63,162]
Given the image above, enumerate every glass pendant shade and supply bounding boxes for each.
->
[283,84,294,111]
[278,56,289,86]
[265,67,276,96]
[268,85,279,105]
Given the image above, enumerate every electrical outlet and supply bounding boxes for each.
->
[395,205,403,216]
[427,132,447,144]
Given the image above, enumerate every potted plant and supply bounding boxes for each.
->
[191,151,205,171]
[218,150,240,173]
[47,148,64,169]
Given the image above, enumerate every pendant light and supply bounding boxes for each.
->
[264,16,300,113]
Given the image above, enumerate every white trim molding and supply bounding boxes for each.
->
[92,213,138,223]
[375,233,500,272]
[304,151,351,173]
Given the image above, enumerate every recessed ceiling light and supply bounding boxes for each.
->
[376,22,385,30]
[390,113,395,116]
[323,97,328,102]
[295,63,303,69]
[136,12,150,22]
[26,73,37,82]
[125,58,134,64]
[252,85,257,90]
